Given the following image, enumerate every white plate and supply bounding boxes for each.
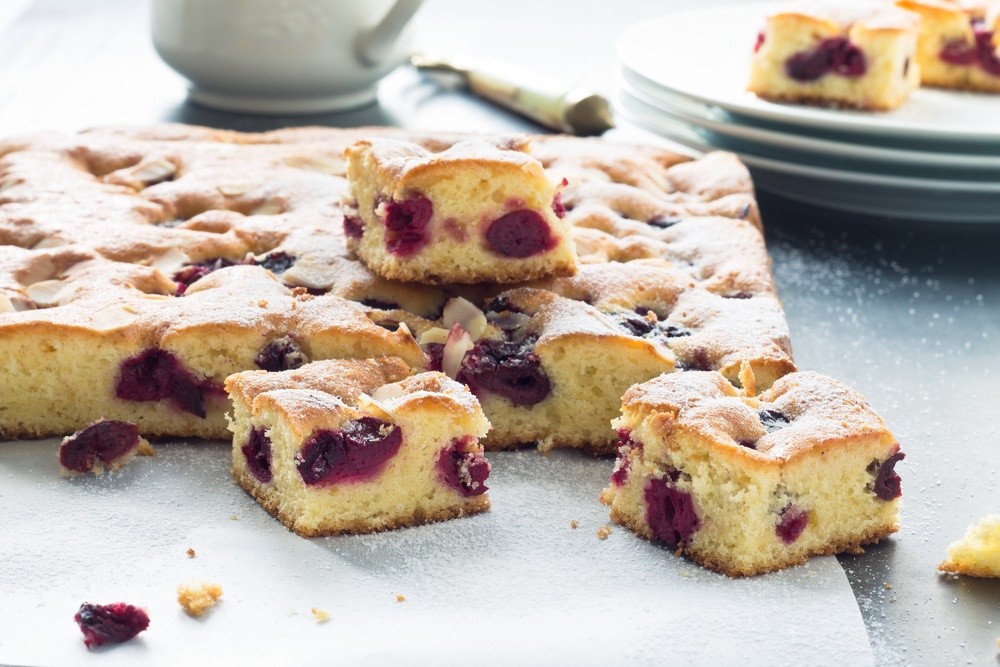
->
[615,91,1000,222]
[616,4,1000,143]
[618,68,1000,171]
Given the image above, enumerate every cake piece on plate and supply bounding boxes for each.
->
[344,136,577,284]
[601,368,905,576]
[898,0,1000,92]
[225,357,492,537]
[938,514,1000,577]
[749,0,921,110]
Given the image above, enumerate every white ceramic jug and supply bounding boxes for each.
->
[152,0,423,114]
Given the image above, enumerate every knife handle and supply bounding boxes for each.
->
[411,54,614,136]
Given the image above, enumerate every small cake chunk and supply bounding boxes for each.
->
[59,419,154,475]
[898,0,1000,92]
[177,581,224,617]
[938,514,1000,577]
[225,358,492,537]
[602,370,905,577]
[749,0,921,110]
[344,136,577,284]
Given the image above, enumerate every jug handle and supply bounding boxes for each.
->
[355,0,424,67]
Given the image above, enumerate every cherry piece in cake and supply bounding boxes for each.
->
[295,417,403,486]
[74,602,149,649]
[115,349,211,418]
[457,337,551,407]
[437,436,491,497]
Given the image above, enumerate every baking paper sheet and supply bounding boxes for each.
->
[0,441,874,666]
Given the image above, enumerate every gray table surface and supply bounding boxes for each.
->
[0,1,997,665]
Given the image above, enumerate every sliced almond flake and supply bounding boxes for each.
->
[151,247,192,274]
[442,324,474,379]
[418,327,450,346]
[125,159,177,188]
[217,181,261,196]
[25,279,71,307]
[89,304,140,331]
[442,297,487,340]
[31,236,67,249]
[283,154,345,176]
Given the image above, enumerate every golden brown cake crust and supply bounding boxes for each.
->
[621,370,895,464]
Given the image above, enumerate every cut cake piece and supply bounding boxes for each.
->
[601,369,905,576]
[938,514,1000,577]
[58,419,154,476]
[344,136,577,284]
[225,357,492,537]
[898,0,1000,92]
[749,0,921,110]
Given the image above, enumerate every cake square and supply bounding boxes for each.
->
[749,0,921,110]
[898,0,1000,92]
[344,135,577,284]
[601,369,904,576]
[225,357,492,536]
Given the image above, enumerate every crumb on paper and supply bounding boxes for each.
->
[229,514,239,521]
[884,582,892,590]
[395,594,406,603]
[311,608,330,623]
[137,439,156,457]
[597,525,613,540]
[258,299,268,308]
[186,547,196,558]
[177,581,223,617]
[570,519,579,529]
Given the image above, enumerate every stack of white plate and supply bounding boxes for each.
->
[614,4,1000,223]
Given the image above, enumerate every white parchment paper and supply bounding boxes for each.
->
[0,441,874,666]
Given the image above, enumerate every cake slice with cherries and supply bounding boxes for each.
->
[225,357,492,536]
[602,368,905,576]
[898,0,1000,92]
[344,136,577,284]
[749,0,921,110]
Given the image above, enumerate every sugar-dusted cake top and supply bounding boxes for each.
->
[345,135,542,187]
[770,0,921,31]
[226,357,487,432]
[619,370,895,462]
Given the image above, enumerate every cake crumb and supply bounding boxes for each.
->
[395,594,406,603]
[177,581,223,617]
[229,514,239,521]
[310,608,330,623]
[884,582,893,590]
[186,547,196,558]
[597,525,613,540]
[137,439,156,457]
[570,519,579,529]
[258,299,268,308]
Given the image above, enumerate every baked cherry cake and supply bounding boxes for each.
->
[0,125,782,455]
[749,0,921,110]
[344,136,577,284]
[601,369,905,577]
[898,0,1000,92]
[225,357,491,536]
[938,514,1000,577]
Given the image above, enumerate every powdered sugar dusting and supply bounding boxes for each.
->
[0,442,871,665]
